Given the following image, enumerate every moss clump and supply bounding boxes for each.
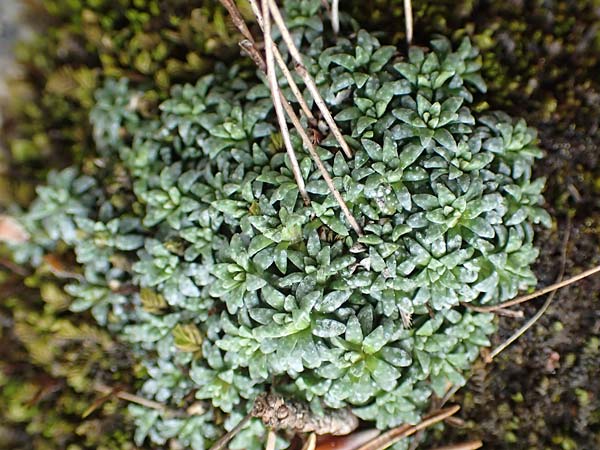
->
[0,0,241,208]
[0,266,151,449]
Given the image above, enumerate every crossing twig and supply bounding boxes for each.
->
[93,383,184,416]
[465,264,600,313]
[485,218,571,362]
[265,430,277,450]
[261,0,310,204]
[219,0,363,235]
[220,0,307,203]
[426,441,483,450]
[208,412,253,450]
[331,0,340,34]
[267,0,353,159]
[248,0,315,121]
[355,406,461,450]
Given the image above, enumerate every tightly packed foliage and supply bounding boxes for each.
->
[12,1,549,448]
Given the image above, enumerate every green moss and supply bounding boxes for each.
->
[1,0,242,208]
[0,269,148,449]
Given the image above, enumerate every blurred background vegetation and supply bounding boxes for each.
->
[0,0,599,449]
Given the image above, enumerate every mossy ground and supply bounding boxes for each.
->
[1,0,600,448]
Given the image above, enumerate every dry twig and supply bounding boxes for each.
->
[403,0,414,45]
[220,0,307,203]
[82,388,114,418]
[267,0,353,159]
[409,383,462,450]
[493,308,525,318]
[465,263,600,313]
[485,219,572,362]
[248,0,315,121]
[440,384,461,407]
[219,0,255,43]
[281,87,364,235]
[443,416,465,428]
[302,433,317,450]
[426,441,483,450]
[0,256,29,276]
[266,429,278,450]
[93,383,184,416]
[219,0,363,235]
[355,405,461,450]
[252,393,359,435]
[331,0,340,34]
[240,39,267,72]
[208,412,253,450]
[261,0,310,205]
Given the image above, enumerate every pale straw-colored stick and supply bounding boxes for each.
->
[267,0,353,159]
[261,0,310,204]
[248,0,315,121]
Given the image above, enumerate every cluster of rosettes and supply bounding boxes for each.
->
[14,3,549,448]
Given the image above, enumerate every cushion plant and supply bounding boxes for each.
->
[11,1,550,448]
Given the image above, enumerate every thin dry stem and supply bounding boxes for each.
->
[266,430,277,450]
[465,264,600,313]
[247,0,264,29]
[248,0,315,121]
[0,256,29,276]
[281,87,364,235]
[301,433,317,450]
[440,384,461,407]
[443,416,466,428]
[493,308,525,318]
[355,406,461,450]
[331,0,340,34]
[403,0,414,45]
[220,0,255,43]
[274,46,316,121]
[208,412,253,450]
[240,40,267,72]
[93,383,176,414]
[262,0,310,205]
[267,0,353,159]
[82,389,113,418]
[486,220,571,362]
[221,0,307,204]
[409,383,461,450]
[427,441,483,450]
